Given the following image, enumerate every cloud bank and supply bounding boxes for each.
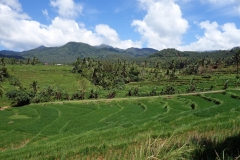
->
[0,0,240,51]
[178,21,240,51]
[0,0,141,51]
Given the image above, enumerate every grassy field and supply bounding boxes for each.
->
[0,64,240,159]
[0,89,240,159]
[1,64,239,107]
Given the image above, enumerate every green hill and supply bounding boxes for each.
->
[21,42,158,63]
[0,50,25,59]
[149,48,238,60]
[125,47,158,57]
[1,43,239,63]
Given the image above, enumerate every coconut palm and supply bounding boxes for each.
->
[234,49,240,78]
[0,83,4,98]
[0,57,5,66]
[30,80,39,92]
[0,71,3,82]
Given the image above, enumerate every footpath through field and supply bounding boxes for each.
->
[37,89,237,105]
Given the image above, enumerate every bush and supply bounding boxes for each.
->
[9,76,21,86]
[191,103,195,110]
[6,89,31,106]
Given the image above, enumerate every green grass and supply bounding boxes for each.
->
[1,64,240,159]
[1,64,240,107]
[0,90,240,159]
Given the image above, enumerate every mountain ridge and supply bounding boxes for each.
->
[0,42,239,63]
[1,42,159,63]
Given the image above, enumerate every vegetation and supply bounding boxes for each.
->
[0,90,240,159]
[0,45,240,159]
[0,42,158,63]
[0,82,3,97]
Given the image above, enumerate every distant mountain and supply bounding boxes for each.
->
[0,50,25,59]
[35,45,47,50]
[95,44,114,49]
[126,47,158,57]
[230,46,240,52]
[149,48,235,60]
[0,50,20,55]
[1,42,238,63]
[20,42,158,63]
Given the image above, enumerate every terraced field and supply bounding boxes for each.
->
[0,90,240,159]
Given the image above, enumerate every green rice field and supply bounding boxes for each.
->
[0,89,240,159]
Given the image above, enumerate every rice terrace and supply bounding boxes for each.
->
[1,44,240,160]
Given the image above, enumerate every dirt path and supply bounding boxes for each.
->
[35,89,237,105]
[0,106,10,111]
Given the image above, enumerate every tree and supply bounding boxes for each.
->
[0,66,9,81]
[0,71,3,82]
[234,49,240,78]
[0,83,4,98]
[0,57,5,66]
[31,57,38,65]
[235,78,239,88]
[30,80,39,92]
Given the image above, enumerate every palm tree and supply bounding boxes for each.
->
[0,71,3,82]
[30,80,39,92]
[0,83,4,98]
[0,67,8,80]
[31,57,38,65]
[0,57,5,66]
[234,49,240,78]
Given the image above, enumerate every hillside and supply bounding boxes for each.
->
[21,42,158,63]
[0,50,25,59]
[1,43,239,63]
[149,48,239,60]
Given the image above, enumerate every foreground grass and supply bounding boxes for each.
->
[0,90,240,159]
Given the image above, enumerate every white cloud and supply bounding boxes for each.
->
[178,21,240,51]
[0,0,22,12]
[95,24,141,49]
[50,0,83,18]
[132,0,188,50]
[0,1,141,51]
[42,9,50,20]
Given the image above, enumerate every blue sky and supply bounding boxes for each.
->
[0,0,240,51]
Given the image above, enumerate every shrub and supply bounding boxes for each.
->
[9,76,21,86]
[6,89,31,106]
[191,103,195,110]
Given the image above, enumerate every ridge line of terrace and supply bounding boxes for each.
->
[33,89,233,105]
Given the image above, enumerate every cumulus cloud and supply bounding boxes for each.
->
[0,0,22,12]
[50,0,83,19]
[0,1,141,51]
[95,24,141,49]
[132,0,188,50]
[178,21,240,51]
